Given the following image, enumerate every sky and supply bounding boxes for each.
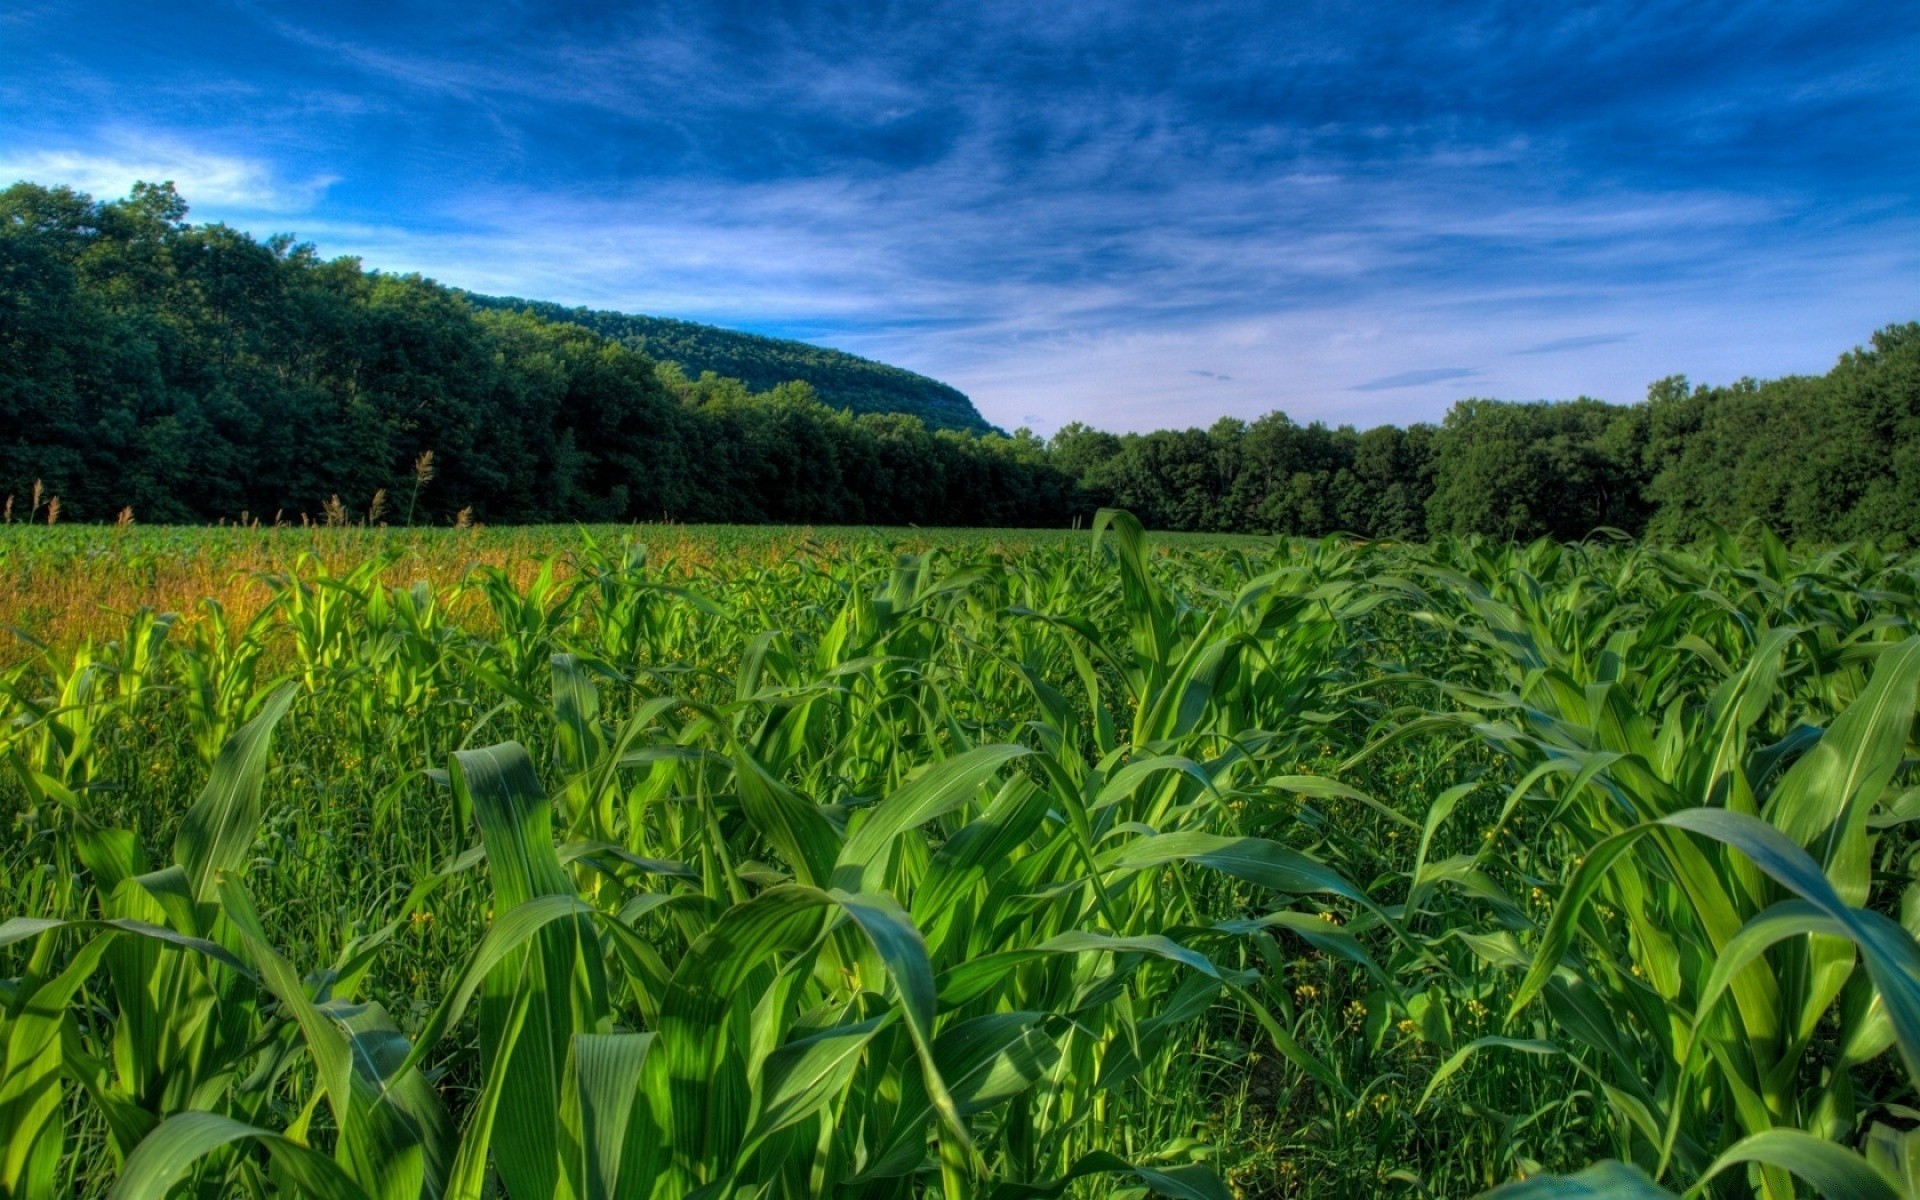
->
[4,1,1918,435]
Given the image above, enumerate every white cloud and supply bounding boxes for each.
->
[11,110,1909,438]
[257,158,1918,436]
[0,133,333,211]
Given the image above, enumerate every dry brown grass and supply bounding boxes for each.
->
[1,525,781,660]
[0,520,1201,663]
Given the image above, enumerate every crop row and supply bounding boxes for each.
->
[3,515,1918,1198]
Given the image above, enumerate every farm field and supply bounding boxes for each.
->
[3,514,1919,1198]
[0,523,1272,661]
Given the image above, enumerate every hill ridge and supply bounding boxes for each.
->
[464,293,996,434]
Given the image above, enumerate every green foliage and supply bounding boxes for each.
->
[5,178,1918,544]
[0,182,1063,528]
[1644,325,1920,545]
[7,517,1920,1197]
[1053,415,1431,539]
[464,295,993,434]
[1047,332,1919,545]
[1423,398,1649,540]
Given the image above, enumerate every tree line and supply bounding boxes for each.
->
[1057,328,1920,545]
[0,182,1064,527]
[3,181,1917,543]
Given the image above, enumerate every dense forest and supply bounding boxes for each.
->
[1062,332,1920,545]
[0,182,1063,527]
[464,294,993,433]
[3,180,1918,543]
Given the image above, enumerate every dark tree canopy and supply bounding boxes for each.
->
[0,182,1061,527]
[4,181,1917,545]
[464,295,995,434]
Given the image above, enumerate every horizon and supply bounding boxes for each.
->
[4,1,1917,436]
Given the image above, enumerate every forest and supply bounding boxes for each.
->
[463,294,994,434]
[4,180,1918,544]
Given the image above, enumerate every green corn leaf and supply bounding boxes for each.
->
[1688,900,1851,1050]
[219,879,448,1200]
[173,683,295,901]
[565,1031,658,1200]
[1267,773,1423,831]
[551,652,605,779]
[851,1010,1065,1182]
[657,885,839,1186]
[833,743,1030,893]
[1092,508,1174,681]
[0,936,113,1197]
[1660,807,1920,1089]
[1766,636,1920,906]
[939,930,1245,1008]
[1701,1129,1903,1200]
[452,740,610,1200]
[732,747,841,888]
[1092,754,1220,816]
[1508,823,1664,1020]
[827,888,968,1148]
[0,916,252,976]
[1103,832,1366,903]
[110,1110,368,1200]
[1478,1160,1672,1198]
[444,980,535,1200]
[738,1015,885,1160]
[559,839,702,882]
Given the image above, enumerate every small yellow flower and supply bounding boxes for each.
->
[1344,1000,1368,1029]
[1397,1018,1419,1037]
[1294,983,1320,1004]
[410,910,433,927]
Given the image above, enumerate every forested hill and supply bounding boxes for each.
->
[0,180,1065,527]
[464,295,993,433]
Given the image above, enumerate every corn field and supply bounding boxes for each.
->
[4,514,1920,1199]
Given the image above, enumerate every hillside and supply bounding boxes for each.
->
[464,294,995,433]
[0,180,1066,526]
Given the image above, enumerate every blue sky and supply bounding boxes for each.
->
[4,1,1917,434]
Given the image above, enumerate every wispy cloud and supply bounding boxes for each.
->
[1351,368,1481,392]
[1515,333,1635,355]
[1,0,1917,433]
[0,132,333,211]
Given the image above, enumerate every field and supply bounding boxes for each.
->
[3,515,1919,1199]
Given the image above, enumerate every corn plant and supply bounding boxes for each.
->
[5,516,1919,1197]
[1395,539,1920,1196]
